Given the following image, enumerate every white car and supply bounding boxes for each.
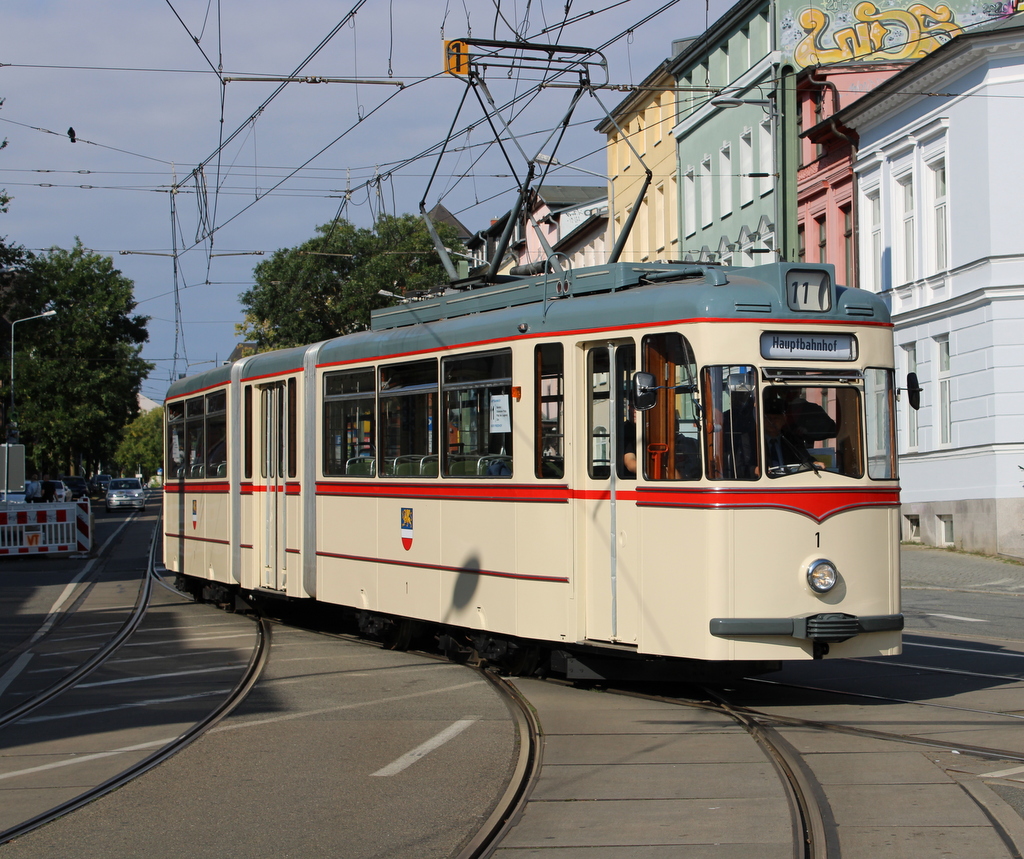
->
[105,478,146,512]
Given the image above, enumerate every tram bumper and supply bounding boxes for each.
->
[709,612,904,644]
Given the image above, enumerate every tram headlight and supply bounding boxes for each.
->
[806,559,839,594]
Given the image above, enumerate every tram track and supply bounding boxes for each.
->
[0,521,155,727]
[0,514,272,847]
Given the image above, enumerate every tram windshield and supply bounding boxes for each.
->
[761,384,862,477]
[703,367,894,480]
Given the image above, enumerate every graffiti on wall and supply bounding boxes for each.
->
[782,0,1019,69]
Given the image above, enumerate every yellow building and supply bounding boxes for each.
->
[596,60,679,263]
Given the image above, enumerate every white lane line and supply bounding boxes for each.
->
[76,664,244,689]
[0,680,484,782]
[0,738,173,781]
[0,652,34,696]
[981,764,1024,779]
[16,689,233,724]
[925,613,988,623]
[0,517,134,698]
[371,718,481,777]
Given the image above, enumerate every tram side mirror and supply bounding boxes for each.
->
[632,372,658,411]
[907,372,922,411]
[727,368,757,394]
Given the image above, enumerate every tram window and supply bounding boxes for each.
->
[206,390,227,479]
[323,368,375,477]
[865,368,896,479]
[166,400,185,480]
[616,347,636,480]
[761,384,864,478]
[380,360,437,477]
[535,344,564,479]
[442,350,513,477]
[243,386,253,481]
[642,333,701,480]
[703,366,759,480]
[588,350,611,479]
[587,345,635,480]
[287,377,298,480]
[185,396,206,480]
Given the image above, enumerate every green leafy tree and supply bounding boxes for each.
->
[238,214,465,351]
[4,240,153,475]
[114,406,163,480]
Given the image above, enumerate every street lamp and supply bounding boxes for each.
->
[6,309,57,504]
[534,153,616,247]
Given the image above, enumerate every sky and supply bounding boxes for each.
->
[1,0,732,403]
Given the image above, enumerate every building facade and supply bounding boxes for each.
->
[597,60,680,263]
[841,16,1024,558]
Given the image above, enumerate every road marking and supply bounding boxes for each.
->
[17,689,232,724]
[981,764,1024,779]
[0,518,131,699]
[925,613,987,623]
[0,680,485,782]
[77,664,244,689]
[371,718,480,777]
[0,652,34,696]
[0,737,171,781]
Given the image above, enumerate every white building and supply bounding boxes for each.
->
[841,15,1024,558]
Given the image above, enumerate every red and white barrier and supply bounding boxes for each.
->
[0,501,91,555]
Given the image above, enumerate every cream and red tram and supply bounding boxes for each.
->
[164,261,903,672]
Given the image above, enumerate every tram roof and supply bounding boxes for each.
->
[166,262,890,398]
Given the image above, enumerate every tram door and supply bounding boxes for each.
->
[581,342,639,646]
[254,380,295,592]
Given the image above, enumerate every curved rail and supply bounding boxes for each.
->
[0,517,272,847]
[704,688,838,859]
[455,668,543,859]
[0,520,158,728]
[0,611,270,846]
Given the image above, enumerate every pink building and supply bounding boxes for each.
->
[796,63,909,288]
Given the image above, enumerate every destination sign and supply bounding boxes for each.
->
[760,331,857,361]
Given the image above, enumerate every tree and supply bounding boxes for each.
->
[115,406,163,480]
[3,240,153,475]
[238,214,466,351]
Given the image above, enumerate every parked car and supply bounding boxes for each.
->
[105,477,146,512]
[91,474,111,496]
[62,476,90,501]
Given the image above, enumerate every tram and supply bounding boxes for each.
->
[164,260,906,673]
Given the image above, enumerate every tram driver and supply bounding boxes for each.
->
[762,387,837,475]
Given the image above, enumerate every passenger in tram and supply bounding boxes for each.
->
[719,392,758,479]
[621,412,637,475]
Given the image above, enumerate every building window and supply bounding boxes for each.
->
[816,216,827,263]
[897,174,915,284]
[683,168,696,238]
[797,223,806,262]
[930,160,948,272]
[739,129,753,206]
[938,513,954,546]
[864,190,882,292]
[903,343,918,449]
[655,182,666,252]
[719,143,732,218]
[701,157,713,227]
[903,514,921,541]
[841,205,854,286]
[936,335,951,445]
[758,119,772,196]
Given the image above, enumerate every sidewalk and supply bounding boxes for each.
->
[901,543,1024,591]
